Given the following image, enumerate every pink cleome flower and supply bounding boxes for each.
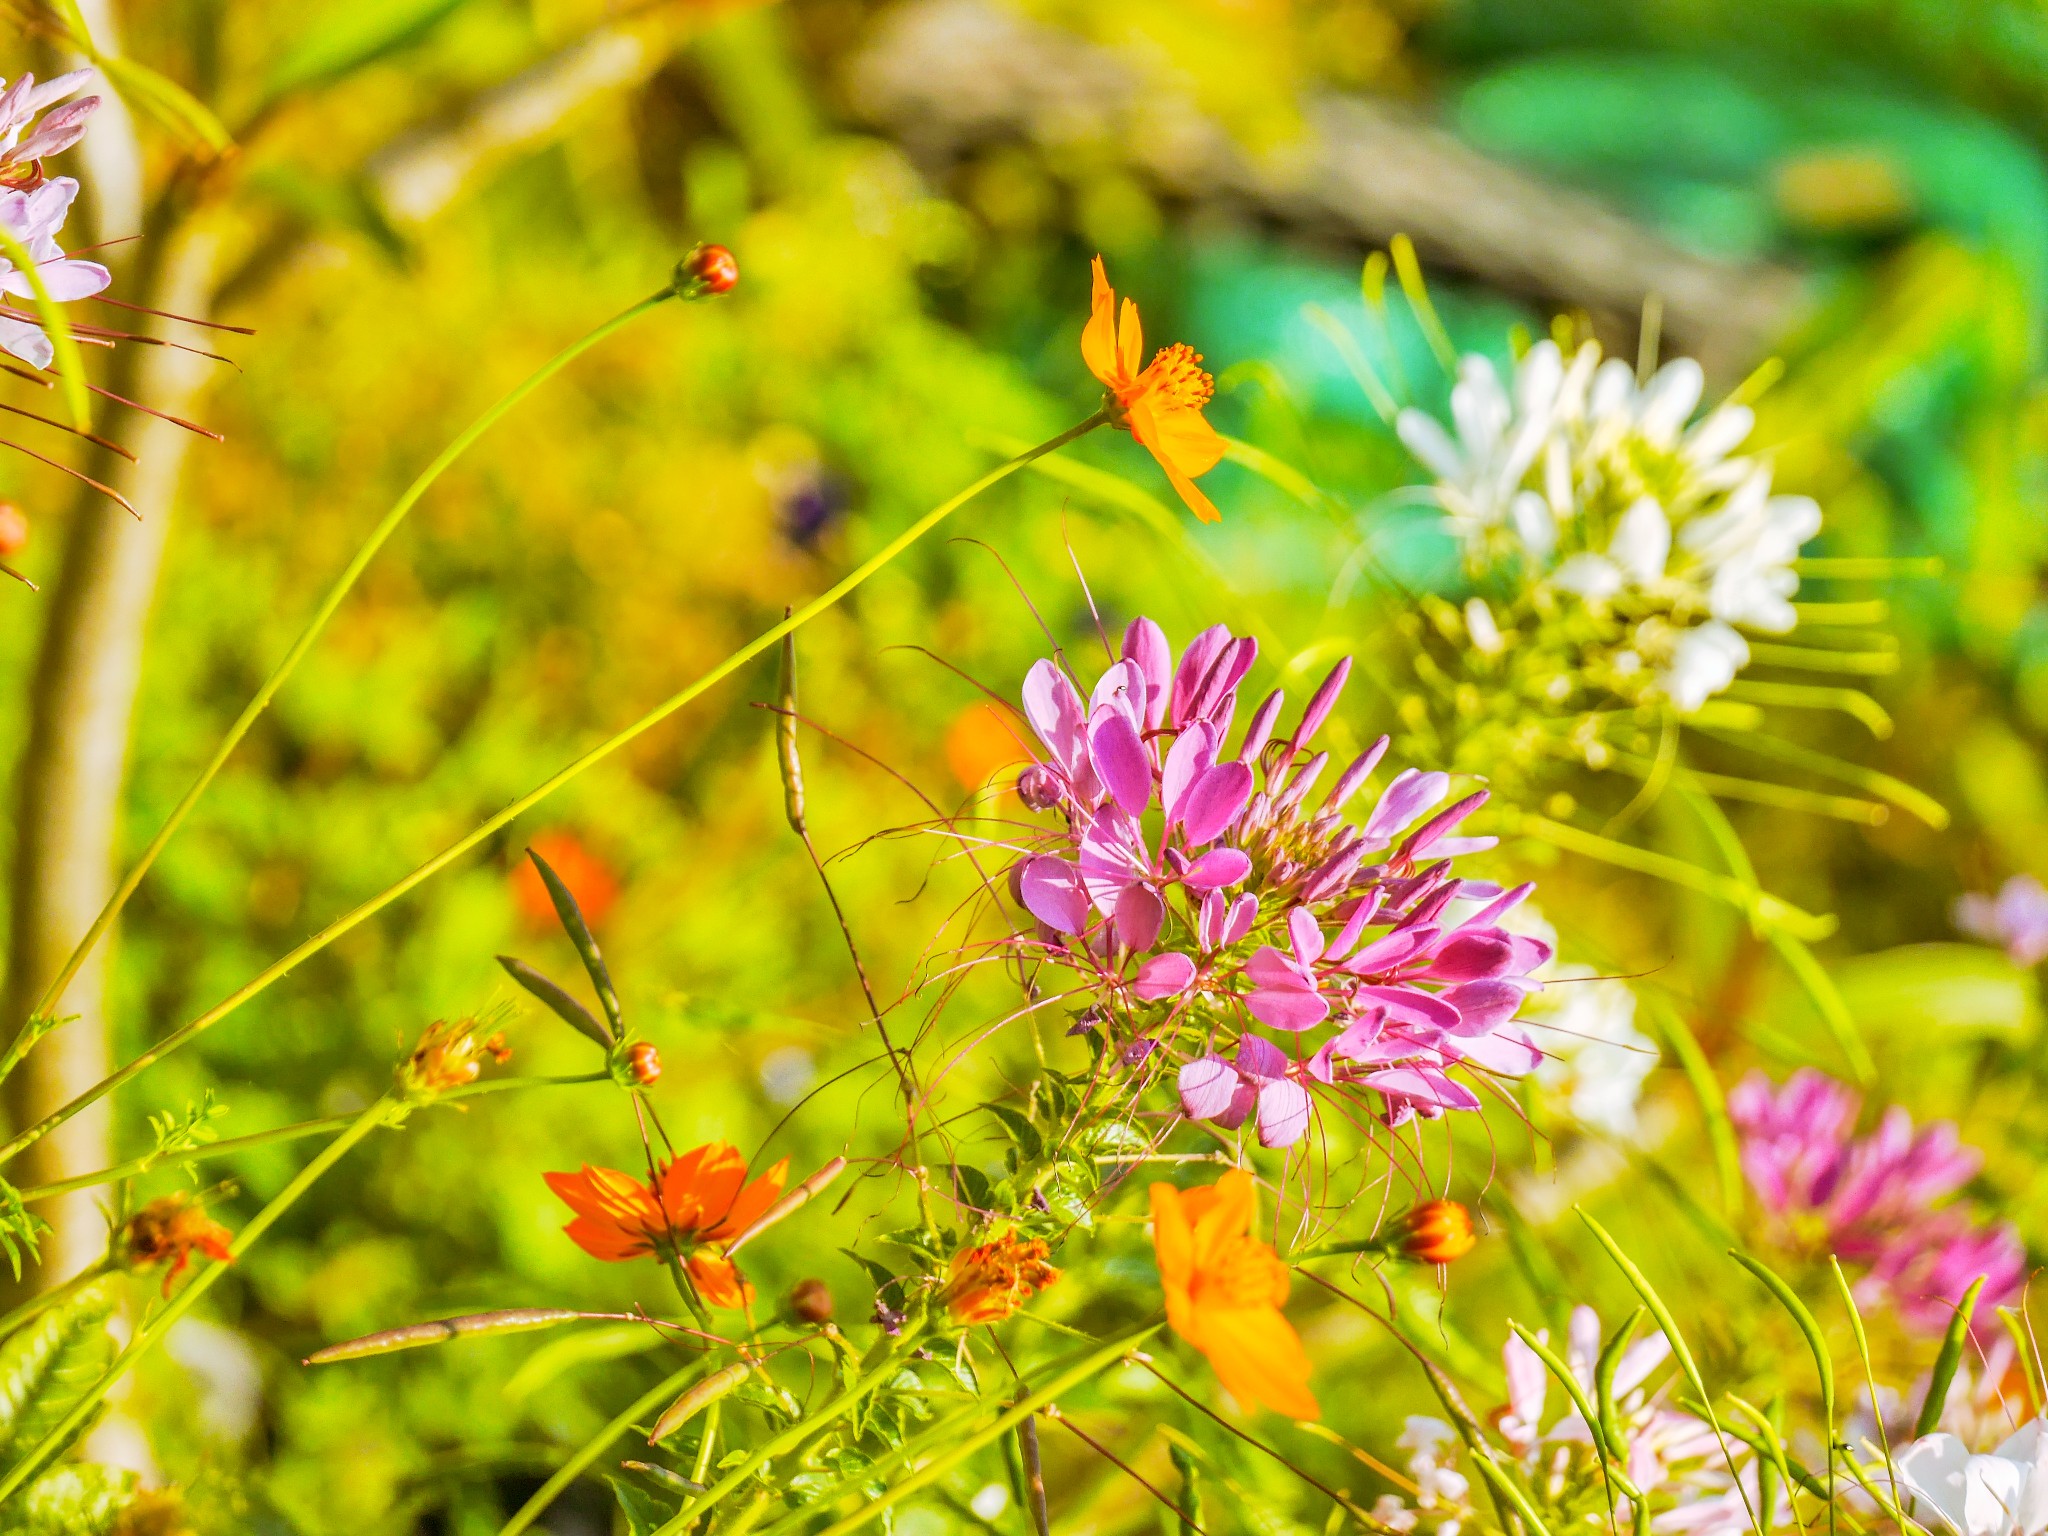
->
[1729,1069,2022,1337]
[0,70,107,370]
[1007,617,1547,1147]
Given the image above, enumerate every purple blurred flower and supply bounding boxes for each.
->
[1730,1069,2020,1336]
[1954,875,2048,967]
[1009,615,1545,1144]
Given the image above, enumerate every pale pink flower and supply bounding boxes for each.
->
[1955,875,2048,967]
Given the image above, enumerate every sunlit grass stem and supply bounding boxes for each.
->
[0,1096,400,1506]
[0,410,1109,1170]
[2,286,682,1079]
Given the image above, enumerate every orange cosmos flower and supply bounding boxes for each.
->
[1082,255,1228,524]
[125,1194,234,1297]
[1150,1169,1318,1419]
[512,831,620,932]
[936,1229,1060,1325]
[545,1141,787,1309]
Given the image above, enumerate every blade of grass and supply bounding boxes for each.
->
[1917,1277,1986,1438]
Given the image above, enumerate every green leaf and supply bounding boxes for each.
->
[525,848,624,1037]
[1917,1276,1986,1438]
[0,1278,119,1466]
[266,0,471,97]
[497,955,611,1048]
[9,1462,139,1536]
[0,1180,46,1281]
[503,1323,659,1405]
[981,1103,1043,1164]
[609,1474,683,1536]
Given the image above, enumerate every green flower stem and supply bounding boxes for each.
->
[0,1097,400,1506]
[14,1072,611,1202]
[0,223,90,429]
[796,1320,1164,1536]
[497,1357,710,1536]
[652,1320,931,1535]
[3,287,682,1079]
[0,408,1108,1171]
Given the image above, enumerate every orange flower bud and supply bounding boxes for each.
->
[936,1230,1059,1326]
[125,1194,233,1296]
[790,1277,835,1324]
[0,501,27,558]
[1395,1200,1476,1265]
[627,1041,662,1086]
[678,243,739,297]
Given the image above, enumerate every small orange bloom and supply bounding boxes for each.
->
[125,1195,234,1297]
[1394,1200,1476,1265]
[1082,255,1228,524]
[944,702,1032,795]
[1150,1170,1318,1419]
[512,831,620,932]
[545,1141,787,1309]
[937,1230,1060,1325]
[402,1016,511,1097]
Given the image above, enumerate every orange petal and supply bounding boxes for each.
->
[1126,400,1224,523]
[563,1215,653,1262]
[1190,1168,1257,1265]
[669,1142,749,1231]
[546,1166,659,1228]
[1144,403,1226,479]
[1149,1182,1194,1294]
[1081,255,1122,388]
[1118,297,1144,382]
[711,1158,790,1243]
[1190,1304,1320,1420]
[687,1252,754,1310]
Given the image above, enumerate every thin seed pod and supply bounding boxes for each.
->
[1507,1321,1637,1491]
[776,611,805,836]
[1389,234,1458,371]
[527,848,624,1037]
[1595,1308,1645,1457]
[1999,1306,2048,1414]
[305,1307,587,1364]
[1832,1258,1896,1494]
[497,955,611,1049]
[650,1362,751,1444]
[1918,1277,1987,1438]
[1468,1455,1556,1536]
[1729,1250,1835,1518]
[725,1156,847,1256]
[1723,1395,1791,1524]
[621,1463,704,1495]
[1581,1210,1758,1529]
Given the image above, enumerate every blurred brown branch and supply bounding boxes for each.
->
[847,0,1807,375]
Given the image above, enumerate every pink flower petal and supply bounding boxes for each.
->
[1019,856,1089,936]
[1178,1055,1239,1120]
[1257,1079,1312,1148]
[1176,761,1252,844]
[1121,618,1173,730]
[1245,986,1331,1032]
[1182,847,1252,890]
[1235,1035,1291,1080]
[1089,710,1153,817]
[1115,884,1165,952]
[1135,951,1197,1000]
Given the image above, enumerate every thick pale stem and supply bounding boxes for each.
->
[0,411,1108,1170]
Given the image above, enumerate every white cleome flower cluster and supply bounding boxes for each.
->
[1398,340,1821,713]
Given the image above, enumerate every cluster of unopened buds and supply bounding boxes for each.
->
[400,1015,511,1098]
[1005,617,1549,1147]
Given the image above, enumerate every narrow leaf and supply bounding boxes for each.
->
[1917,1276,1986,1438]
[0,1276,117,1463]
[526,848,624,1036]
[1768,930,1876,1086]
[497,954,610,1048]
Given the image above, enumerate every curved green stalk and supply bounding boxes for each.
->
[498,1358,710,1536]
[0,223,89,429]
[0,410,1107,1169]
[774,1320,1164,1536]
[0,1098,401,1505]
[3,287,682,1076]
[14,1071,610,1202]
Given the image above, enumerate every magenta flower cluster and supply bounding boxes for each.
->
[1729,1069,2023,1335]
[1008,617,1548,1148]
